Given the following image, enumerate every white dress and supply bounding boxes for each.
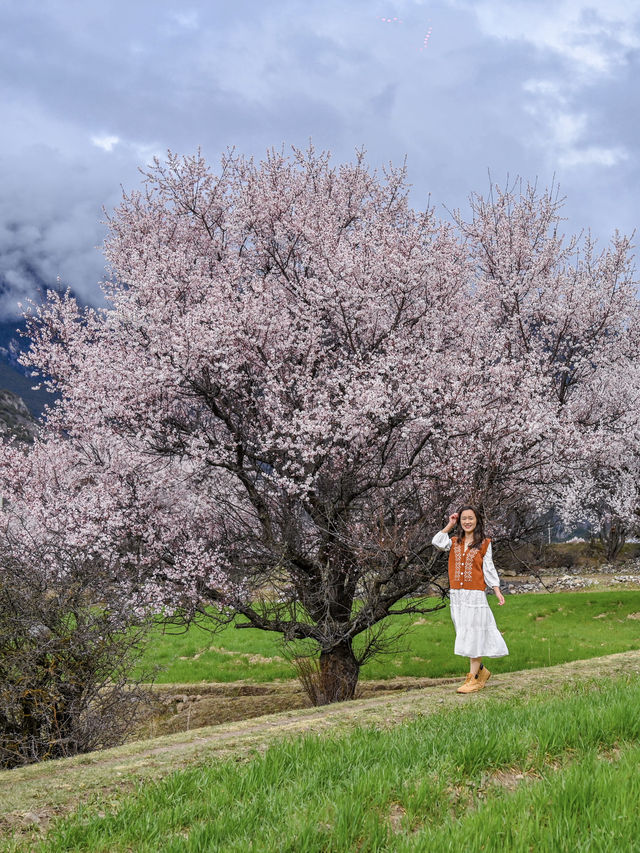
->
[432,531,509,659]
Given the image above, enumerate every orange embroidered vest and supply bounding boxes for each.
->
[448,537,491,590]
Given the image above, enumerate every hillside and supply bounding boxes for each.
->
[0,318,53,418]
[0,362,52,420]
[0,388,37,442]
[2,649,639,839]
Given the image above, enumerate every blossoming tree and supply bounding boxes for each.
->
[6,148,639,701]
[451,183,640,546]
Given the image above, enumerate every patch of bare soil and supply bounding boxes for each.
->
[2,650,640,842]
[135,676,460,739]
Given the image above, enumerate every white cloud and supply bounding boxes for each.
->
[522,78,630,170]
[170,11,199,31]
[559,145,628,168]
[449,0,640,79]
[522,79,563,98]
[482,2,640,174]
[91,134,120,152]
[0,145,117,318]
[0,0,637,320]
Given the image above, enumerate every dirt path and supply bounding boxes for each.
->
[2,649,640,836]
[137,674,464,737]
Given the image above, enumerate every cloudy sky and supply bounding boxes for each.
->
[1,0,639,318]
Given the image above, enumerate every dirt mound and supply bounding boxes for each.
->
[138,676,461,737]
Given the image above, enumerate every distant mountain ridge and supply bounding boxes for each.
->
[0,279,87,417]
[0,318,56,418]
[0,318,25,360]
[0,388,37,442]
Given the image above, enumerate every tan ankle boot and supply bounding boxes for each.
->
[456,673,477,694]
[476,666,491,688]
[457,669,490,694]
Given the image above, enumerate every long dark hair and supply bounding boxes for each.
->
[453,504,486,548]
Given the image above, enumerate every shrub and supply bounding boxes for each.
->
[0,540,154,769]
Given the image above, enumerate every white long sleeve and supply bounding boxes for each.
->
[431,531,452,551]
[482,543,500,588]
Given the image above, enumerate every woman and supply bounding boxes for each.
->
[432,506,508,693]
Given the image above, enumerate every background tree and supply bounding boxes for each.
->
[450,182,640,534]
[559,427,640,562]
[10,148,640,703]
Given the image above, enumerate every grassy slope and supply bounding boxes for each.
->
[140,590,640,683]
[7,656,640,852]
[3,648,640,850]
[3,590,640,849]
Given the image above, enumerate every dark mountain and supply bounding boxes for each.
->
[0,318,59,418]
[0,318,25,359]
[0,360,53,419]
[0,389,37,442]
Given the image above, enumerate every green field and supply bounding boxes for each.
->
[140,591,640,683]
[21,674,640,852]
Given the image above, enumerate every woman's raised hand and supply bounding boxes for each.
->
[443,512,458,533]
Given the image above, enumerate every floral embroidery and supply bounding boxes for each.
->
[453,540,463,582]
[463,546,474,581]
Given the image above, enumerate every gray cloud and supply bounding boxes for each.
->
[0,0,638,318]
[0,144,123,316]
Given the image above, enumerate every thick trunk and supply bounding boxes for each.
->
[317,639,360,704]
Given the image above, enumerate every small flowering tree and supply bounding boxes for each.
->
[559,429,640,561]
[9,148,639,702]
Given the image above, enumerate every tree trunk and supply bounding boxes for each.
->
[600,519,626,563]
[317,640,360,704]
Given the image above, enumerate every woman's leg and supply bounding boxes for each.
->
[470,657,482,675]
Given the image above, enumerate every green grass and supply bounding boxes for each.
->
[405,746,640,852]
[23,675,640,852]
[139,591,640,683]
